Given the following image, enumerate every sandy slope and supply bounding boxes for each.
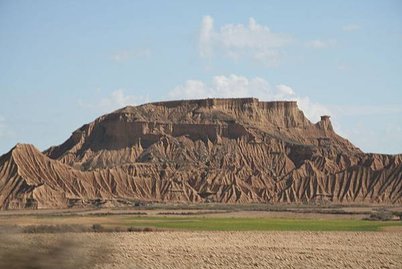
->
[6,231,402,269]
[1,98,401,209]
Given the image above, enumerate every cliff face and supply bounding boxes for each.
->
[0,98,401,209]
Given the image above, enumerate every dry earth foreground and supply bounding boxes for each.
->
[1,231,401,269]
[0,98,401,209]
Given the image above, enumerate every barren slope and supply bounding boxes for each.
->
[0,98,401,209]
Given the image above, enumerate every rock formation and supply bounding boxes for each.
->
[0,98,401,209]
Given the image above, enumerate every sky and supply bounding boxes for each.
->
[0,0,401,154]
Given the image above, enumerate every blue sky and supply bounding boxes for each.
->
[0,0,401,154]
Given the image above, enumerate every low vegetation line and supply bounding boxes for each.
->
[125,216,402,232]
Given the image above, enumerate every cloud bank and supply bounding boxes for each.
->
[306,39,336,49]
[199,16,291,66]
[79,90,148,113]
[169,74,330,122]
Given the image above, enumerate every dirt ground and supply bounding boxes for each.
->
[1,206,401,268]
[3,231,401,269]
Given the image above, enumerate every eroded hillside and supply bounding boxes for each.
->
[1,98,401,209]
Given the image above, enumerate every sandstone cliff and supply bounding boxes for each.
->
[0,98,401,209]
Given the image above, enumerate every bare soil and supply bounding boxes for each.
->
[4,231,401,269]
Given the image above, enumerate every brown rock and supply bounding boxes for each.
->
[0,98,401,209]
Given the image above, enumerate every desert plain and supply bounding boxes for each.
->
[1,204,401,269]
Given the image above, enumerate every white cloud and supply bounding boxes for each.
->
[276,84,295,97]
[169,74,329,122]
[79,89,149,112]
[199,16,291,66]
[306,39,336,49]
[98,90,139,108]
[111,48,151,62]
[253,50,282,66]
[199,16,214,58]
[342,24,360,32]
[297,96,331,122]
[169,80,208,99]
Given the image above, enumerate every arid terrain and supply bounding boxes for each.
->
[1,206,401,269]
[1,98,401,267]
[2,1,401,268]
[2,231,401,269]
[0,98,401,209]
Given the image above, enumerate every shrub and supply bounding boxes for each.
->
[391,211,402,220]
[127,226,157,232]
[91,223,104,232]
[366,210,393,221]
[23,224,89,233]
